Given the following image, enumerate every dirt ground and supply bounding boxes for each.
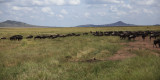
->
[108,37,160,61]
[69,37,160,62]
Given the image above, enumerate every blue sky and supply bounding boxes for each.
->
[0,0,160,27]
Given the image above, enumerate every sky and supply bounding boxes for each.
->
[0,0,160,27]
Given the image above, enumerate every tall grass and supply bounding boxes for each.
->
[0,27,160,80]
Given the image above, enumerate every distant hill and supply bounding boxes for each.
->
[76,21,136,27]
[0,20,38,27]
[154,24,160,26]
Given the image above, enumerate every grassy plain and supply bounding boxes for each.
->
[0,26,160,80]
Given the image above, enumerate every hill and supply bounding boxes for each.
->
[76,21,136,27]
[0,20,38,27]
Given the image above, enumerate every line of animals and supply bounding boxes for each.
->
[0,31,160,48]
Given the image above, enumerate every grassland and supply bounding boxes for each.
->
[0,26,160,80]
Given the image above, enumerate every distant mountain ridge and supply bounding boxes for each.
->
[0,20,38,27]
[0,20,159,27]
[76,21,136,27]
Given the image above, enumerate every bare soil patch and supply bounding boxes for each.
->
[108,37,160,61]
[69,37,160,62]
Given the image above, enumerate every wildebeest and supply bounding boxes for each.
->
[10,35,23,41]
[34,35,47,39]
[150,34,158,40]
[26,35,33,39]
[128,35,136,40]
[119,34,126,40]
[1,37,7,40]
[142,34,146,41]
[153,39,160,48]
[83,33,88,35]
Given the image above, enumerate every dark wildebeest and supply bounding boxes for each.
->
[26,35,33,39]
[142,34,146,41]
[83,33,88,35]
[120,34,126,40]
[153,39,160,48]
[34,35,47,39]
[150,34,158,40]
[34,36,42,39]
[1,37,7,40]
[75,34,81,36]
[128,35,136,40]
[10,35,23,41]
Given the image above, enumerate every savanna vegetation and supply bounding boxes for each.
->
[0,26,160,80]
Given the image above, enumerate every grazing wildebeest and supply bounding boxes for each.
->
[10,35,23,41]
[142,34,146,41]
[119,34,126,40]
[128,35,136,40]
[150,34,158,40]
[1,37,7,40]
[83,33,88,35]
[34,35,47,39]
[26,35,33,39]
[153,39,160,48]
[75,34,81,36]
[34,36,42,39]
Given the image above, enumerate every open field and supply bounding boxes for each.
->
[0,26,160,80]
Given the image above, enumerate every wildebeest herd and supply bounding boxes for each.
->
[0,30,160,48]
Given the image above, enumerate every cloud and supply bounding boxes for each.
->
[57,14,64,19]
[0,0,159,27]
[97,12,106,16]
[31,0,65,6]
[131,0,160,7]
[14,0,79,6]
[69,0,80,5]
[41,7,54,15]
[143,9,153,14]
[84,12,90,18]
[86,0,124,4]
[133,0,155,6]
[122,4,132,9]
[12,6,33,11]
[61,9,68,14]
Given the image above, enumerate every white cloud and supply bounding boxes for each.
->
[69,0,80,5]
[50,0,65,5]
[131,0,160,7]
[135,0,155,6]
[61,9,68,14]
[129,9,140,14]
[12,6,21,10]
[122,4,132,9]
[41,7,54,15]
[117,11,127,16]
[143,9,153,14]
[84,12,90,17]
[110,6,118,12]
[57,14,64,18]
[32,0,44,6]
[31,0,65,6]
[12,6,32,11]
[108,0,123,4]
[97,12,106,16]
[21,0,80,6]
[86,0,124,4]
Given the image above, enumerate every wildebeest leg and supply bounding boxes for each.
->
[153,43,157,48]
[144,37,146,41]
